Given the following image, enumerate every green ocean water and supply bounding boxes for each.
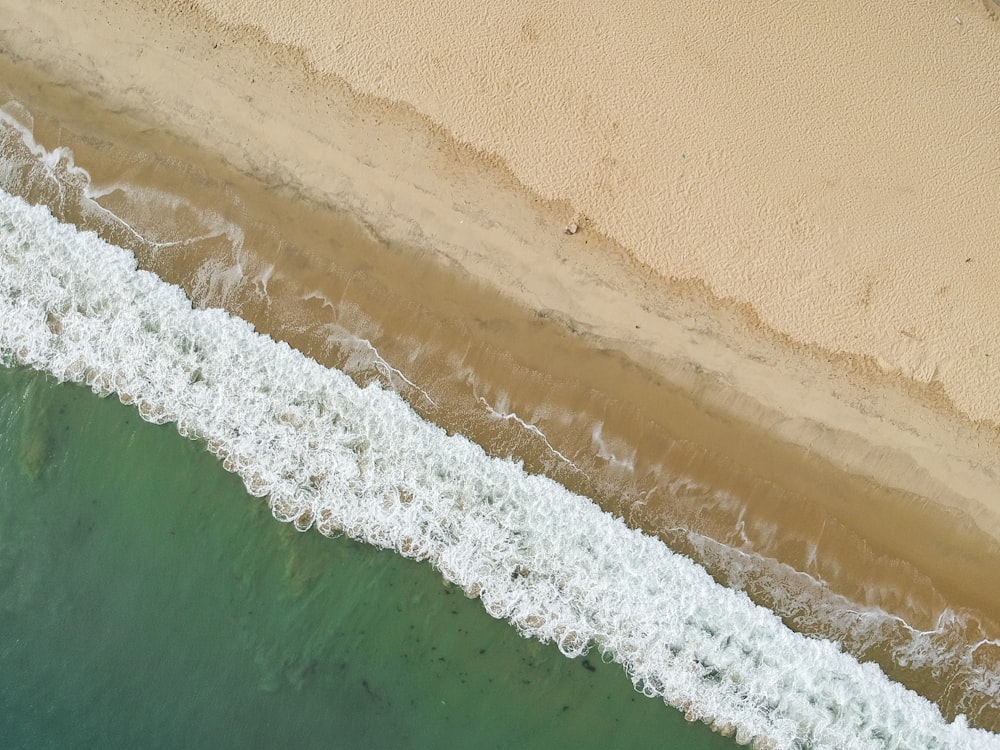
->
[0,364,738,750]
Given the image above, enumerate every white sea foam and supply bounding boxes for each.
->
[2,192,998,749]
[686,527,1000,722]
[477,392,587,475]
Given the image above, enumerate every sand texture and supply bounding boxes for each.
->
[196,0,1000,425]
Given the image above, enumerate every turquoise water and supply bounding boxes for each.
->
[0,365,738,749]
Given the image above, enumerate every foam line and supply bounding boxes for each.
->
[357,336,437,408]
[477,394,588,476]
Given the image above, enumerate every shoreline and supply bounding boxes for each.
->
[1,0,999,726]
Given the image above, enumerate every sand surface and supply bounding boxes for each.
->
[198,0,1000,424]
[2,0,1000,725]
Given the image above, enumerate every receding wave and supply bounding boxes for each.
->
[2,192,997,749]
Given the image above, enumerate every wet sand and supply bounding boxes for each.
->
[2,0,1000,729]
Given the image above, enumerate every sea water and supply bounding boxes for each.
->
[1,191,997,749]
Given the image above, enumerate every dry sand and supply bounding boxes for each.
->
[2,0,1000,724]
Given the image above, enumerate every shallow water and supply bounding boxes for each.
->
[0,365,740,749]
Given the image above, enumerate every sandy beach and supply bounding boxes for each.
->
[2,0,999,733]
[196,0,1000,416]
